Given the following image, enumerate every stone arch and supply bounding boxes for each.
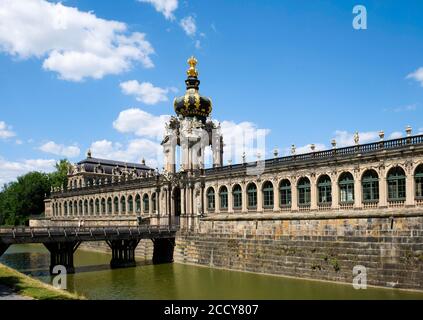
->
[206,187,216,211]
[127,195,134,214]
[387,166,406,201]
[218,185,229,211]
[113,196,119,214]
[101,198,106,214]
[231,184,242,210]
[317,174,332,204]
[120,195,126,214]
[143,194,150,213]
[361,169,379,202]
[135,194,141,214]
[262,180,274,209]
[415,163,423,199]
[89,199,94,215]
[246,182,258,209]
[278,178,292,207]
[338,171,355,203]
[297,176,311,205]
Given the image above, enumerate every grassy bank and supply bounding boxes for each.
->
[0,263,84,300]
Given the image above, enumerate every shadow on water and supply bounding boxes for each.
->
[1,244,423,300]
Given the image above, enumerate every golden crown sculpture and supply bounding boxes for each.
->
[187,56,198,77]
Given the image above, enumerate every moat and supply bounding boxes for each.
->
[1,244,422,300]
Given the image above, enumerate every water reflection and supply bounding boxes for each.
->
[1,244,422,300]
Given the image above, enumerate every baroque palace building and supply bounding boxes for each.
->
[43,57,423,228]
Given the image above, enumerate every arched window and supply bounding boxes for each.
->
[121,196,126,213]
[69,202,73,215]
[219,186,228,210]
[247,183,257,208]
[232,184,242,210]
[207,187,215,211]
[64,202,68,216]
[152,193,157,212]
[95,199,100,215]
[89,199,94,215]
[297,177,311,205]
[362,170,379,202]
[101,198,106,214]
[107,198,112,214]
[279,179,291,207]
[416,164,423,199]
[127,195,134,213]
[339,172,354,203]
[143,194,149,213]
[317,175,332,204]
[262,181,274,208]
[59,203,62,216]
[79,201,83,216]
[84,200,88,215]
[135,194,141,213]
[114,197,119,214]
[387,166,406,200]
[74,200,78,215]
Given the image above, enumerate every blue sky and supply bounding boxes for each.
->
[1,0,423,185]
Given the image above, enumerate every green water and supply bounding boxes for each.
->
[1,244,422,300]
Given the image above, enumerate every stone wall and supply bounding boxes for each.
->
[77,212,423,291]
[174,213,423,291]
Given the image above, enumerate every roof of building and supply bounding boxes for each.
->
[77,157,153,174]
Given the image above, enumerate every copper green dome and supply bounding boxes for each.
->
[174,56,212,122]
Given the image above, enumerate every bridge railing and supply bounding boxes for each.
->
[0,224,180,237]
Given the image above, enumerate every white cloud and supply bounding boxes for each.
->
[180,16,197,36]
[0,157,56,186]
[389,131,403,139]
[195,40,201,49]
[296,143,326,155]
[120,80,173,105]
[0,121,16,139]
[90,139,162,169]
[0,0,154,81]
[112,108,270,167]
[39,141,80,158]
[332,130,380,148]
[138,0,178,20]
[385,103,418,113]
[113,108,170,139]
[407,67,423,87]
[419,128,423,134]
[218,120,270,164]
[284,129,411,157]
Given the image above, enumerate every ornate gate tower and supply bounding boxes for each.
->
[162,56,223,173]
[161,57,223,225]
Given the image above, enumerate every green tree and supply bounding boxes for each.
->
[49,159,70,190]
[0,159,70,226]
[0,172,50,225]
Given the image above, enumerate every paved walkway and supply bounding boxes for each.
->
[0,284,33,300]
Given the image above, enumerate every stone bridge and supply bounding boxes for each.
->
[0,225,178,274]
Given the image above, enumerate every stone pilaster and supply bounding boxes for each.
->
[310,175,317,210]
